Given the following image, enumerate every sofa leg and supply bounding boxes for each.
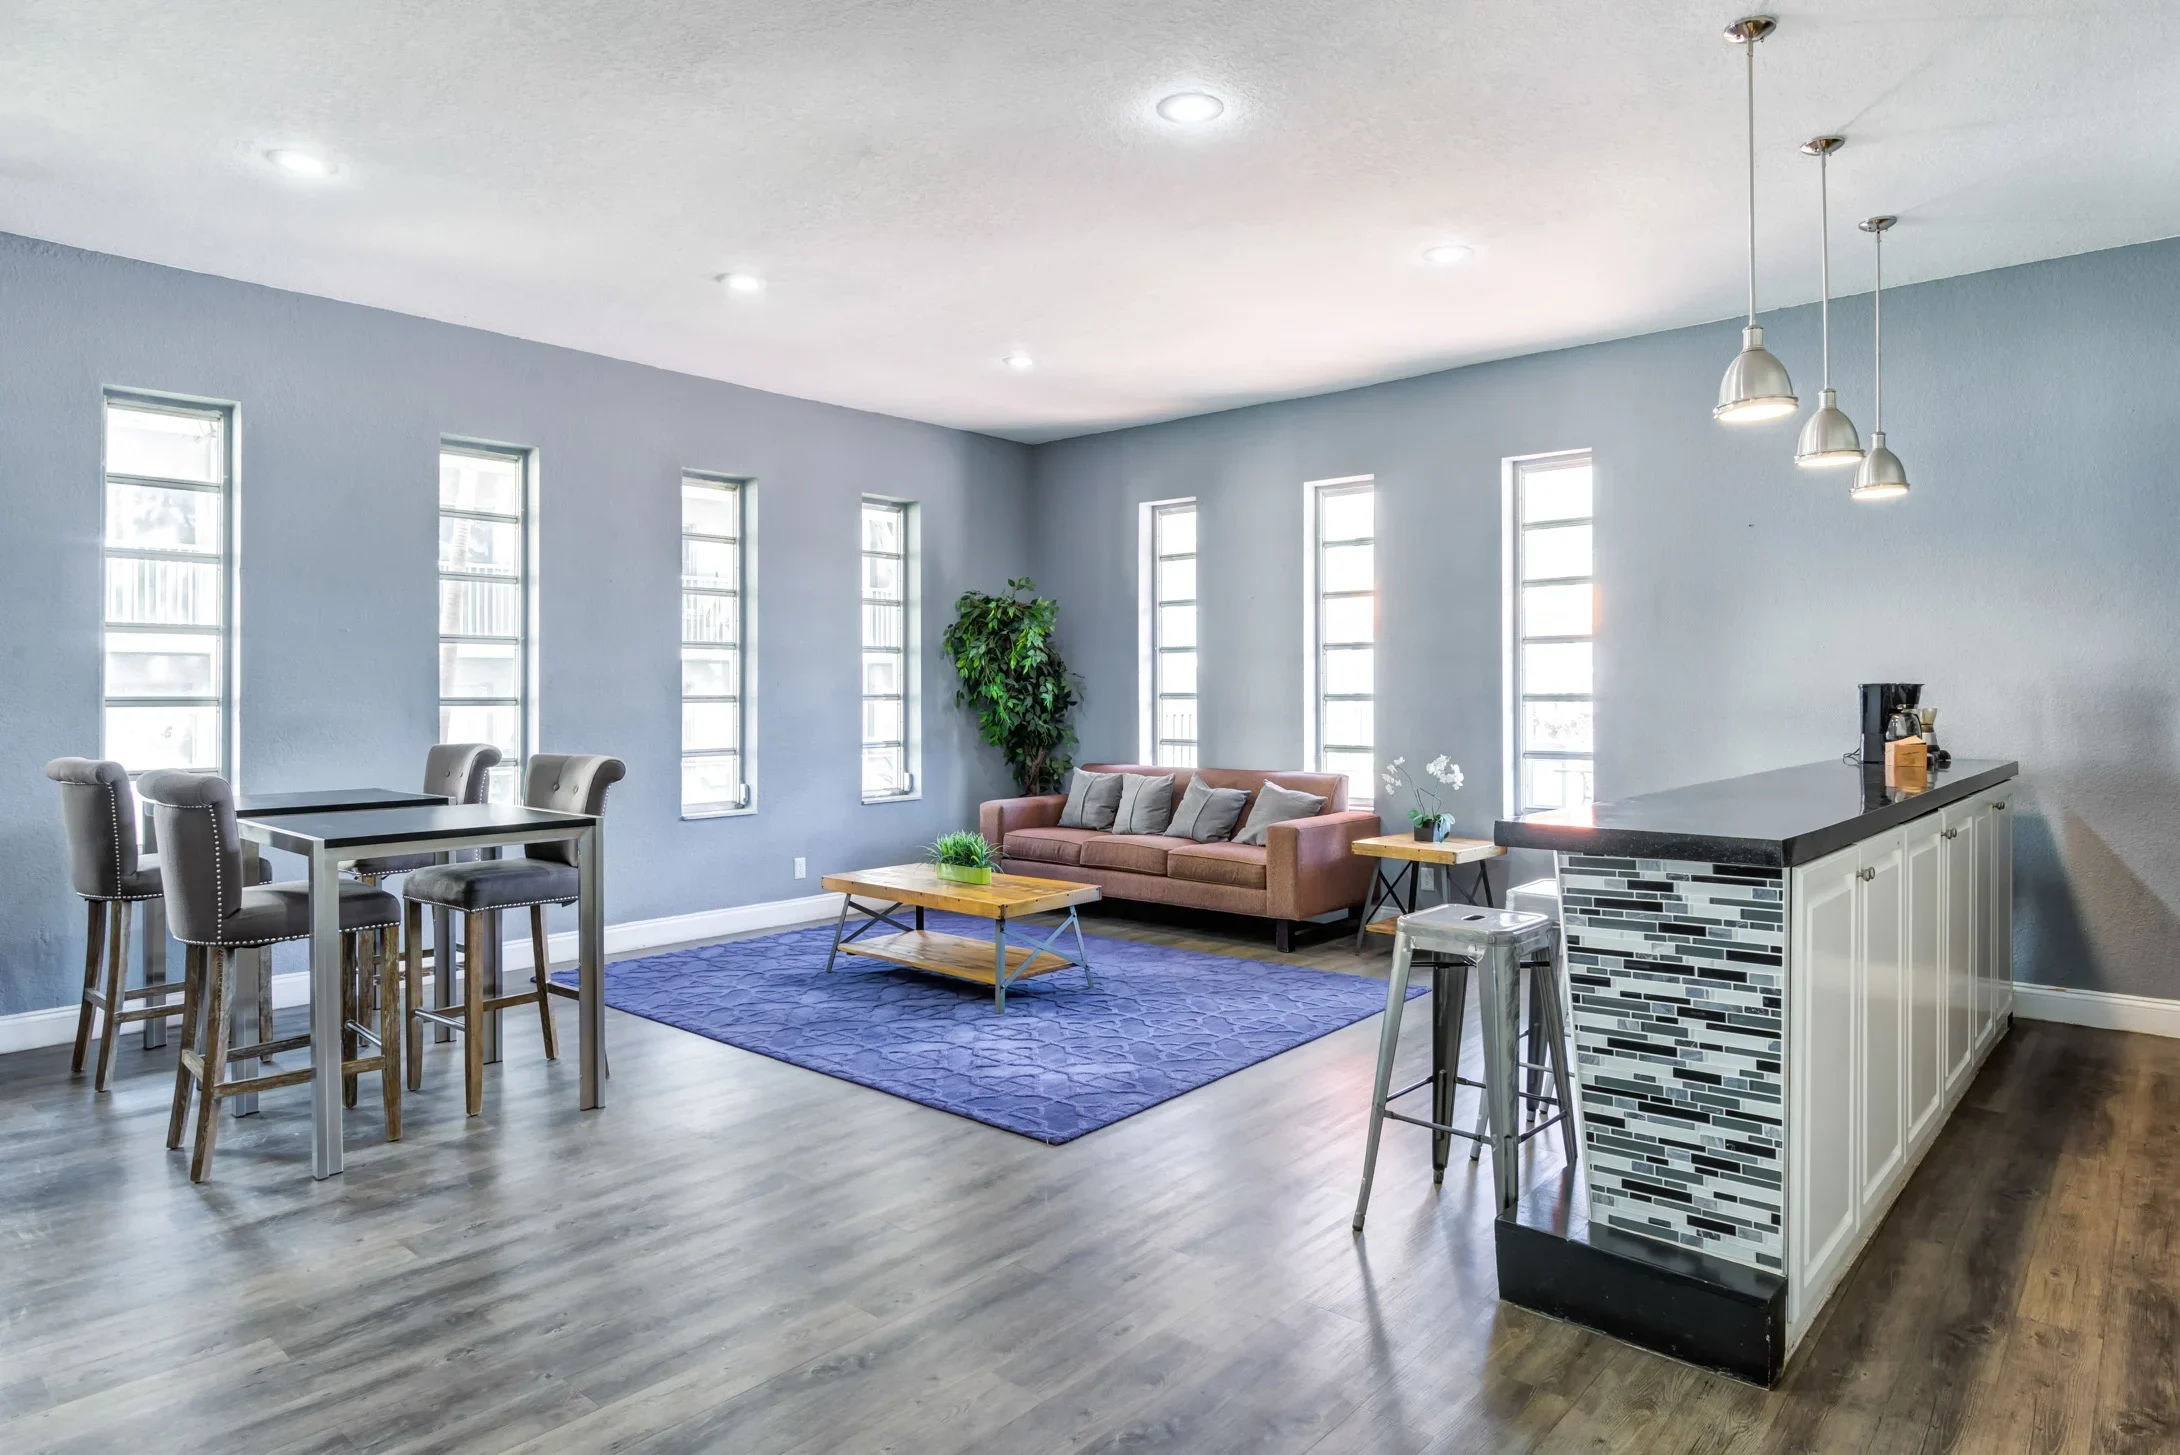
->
[1275,920,1296,953]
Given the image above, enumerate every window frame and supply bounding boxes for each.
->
[436,439,537,805]
[1503,449,1596,817]
[100,390,239,781]
[1140,497,1199,768]
[681,472,755,819]
[859,496,920,803]
[1304,475,1376,809]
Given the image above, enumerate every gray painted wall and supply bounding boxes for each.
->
[0,232,1031,1018]
[1030,236,2180,1002]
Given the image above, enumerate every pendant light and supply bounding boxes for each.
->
[1714,16,1796,424]
[1851,215,1909,500]
[1794,137,1863,467]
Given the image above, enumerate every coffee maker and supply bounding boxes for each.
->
[1859,682,1922,766]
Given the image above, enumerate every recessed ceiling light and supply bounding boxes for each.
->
[1156,92,1225,124]
[1421,244,1474,266]
[1002,353,1035,371]
[719,272,765,294]
[266,148,334,178]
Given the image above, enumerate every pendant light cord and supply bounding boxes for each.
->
[1818,151,1831,386]
[1745,38,1758,325]
[1872,227,1884,431]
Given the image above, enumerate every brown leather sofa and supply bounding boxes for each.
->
[978,764,1379,950]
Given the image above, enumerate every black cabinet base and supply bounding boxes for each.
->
[1495,1177,1786,1387]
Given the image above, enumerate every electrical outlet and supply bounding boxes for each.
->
[794,856,807,879]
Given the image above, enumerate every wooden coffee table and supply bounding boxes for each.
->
[1350,834,1506,951]
[817,863,1102,1012]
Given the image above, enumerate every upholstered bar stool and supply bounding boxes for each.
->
[1352,905,1577,1229]
[401,753,624,1116]
[137,771,404,1181]
[45,758,271,1091]
[345,743,502,1032]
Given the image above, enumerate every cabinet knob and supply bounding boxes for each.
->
[1860,866,1877,881]
[1993,801,2008,811]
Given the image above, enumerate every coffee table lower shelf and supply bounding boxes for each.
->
[842,930,1075,984]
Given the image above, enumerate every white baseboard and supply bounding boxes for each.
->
[2010,982,2180,1039]
[0,890,845,1056]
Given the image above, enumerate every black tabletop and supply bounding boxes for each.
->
[233,786,450,817]
[242,802,594,852]
[1493,758,2020,868]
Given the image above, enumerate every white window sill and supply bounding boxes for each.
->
[682,804,757,821]
[862,791,923,806]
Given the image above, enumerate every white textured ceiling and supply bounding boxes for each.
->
[4,1,2179,442]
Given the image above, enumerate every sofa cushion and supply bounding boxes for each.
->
[1167,841,1269,891]
[1002,827,1101,867]
[1057,770,1124,831]
[1081,833,1190,876]
[1170,777,1249,842]
[1113,773,1176,835]
[1234,781,1329,846]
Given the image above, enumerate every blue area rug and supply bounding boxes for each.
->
[564,912,1421,1143]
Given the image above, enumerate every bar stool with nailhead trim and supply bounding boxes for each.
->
[45,757,271,1091]
[138,770,404,1182]
[402,753,624,1116]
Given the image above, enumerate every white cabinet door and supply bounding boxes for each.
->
[1904,822,1945,1147]
[1792,844,1861,1297]
[1941,802,1979,1094]
[1858,831,1907,1212]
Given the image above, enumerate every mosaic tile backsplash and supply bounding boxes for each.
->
[1560,854,1787,1272]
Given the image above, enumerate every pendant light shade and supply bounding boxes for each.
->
[1715,16,1795,425]
[1851,215,1908,501]
[1795,136,1864,467]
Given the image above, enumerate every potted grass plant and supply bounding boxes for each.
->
[926,830,1000,886]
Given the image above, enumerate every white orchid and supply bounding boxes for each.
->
[1380,751,1465,835]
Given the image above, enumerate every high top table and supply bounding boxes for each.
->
[237,802,605,1179]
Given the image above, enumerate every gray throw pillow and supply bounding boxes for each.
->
[1113,773,1176,835]
[1057,770,1124,831]
[1233,781,1329,846]
[1169,777,1249,843]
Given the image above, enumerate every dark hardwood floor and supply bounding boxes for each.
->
[2,907,2175,1454]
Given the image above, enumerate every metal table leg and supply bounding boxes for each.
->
[578,822,604,1111]
[992,914,1008,1013]
[139,899,171,1050]
[480,910,503,1066]
[308,844,346,1179]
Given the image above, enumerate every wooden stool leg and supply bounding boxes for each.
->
[463,911,486,1117]
[72,899,107,1075]
[190,949,233,1183]
[378,925,402,1140]
[531,905,557,1061]
[404,900,425,1093]
[341,933,360,1109]
[167,946,205,1149]
[94,901,131,1092]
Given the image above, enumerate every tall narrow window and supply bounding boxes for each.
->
[1147,500,1199,767]
[1310,477,1375,806]
[438,443,533,804]
[860,498,917,800]
[682,475,751,816]
[1509,452,1595,813]
[102,396,235,776]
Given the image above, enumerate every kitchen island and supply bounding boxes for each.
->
[1492,758,2019,1384]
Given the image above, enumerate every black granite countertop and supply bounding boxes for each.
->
[1494,758,2020,868]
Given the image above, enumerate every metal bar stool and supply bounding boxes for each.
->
[138,771,404,1182]
[1352,905,1577,1228]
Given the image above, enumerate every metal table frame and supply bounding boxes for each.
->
[1354,855,1497,953]
[823,895,1094,1012]
[237,804,604,1179]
